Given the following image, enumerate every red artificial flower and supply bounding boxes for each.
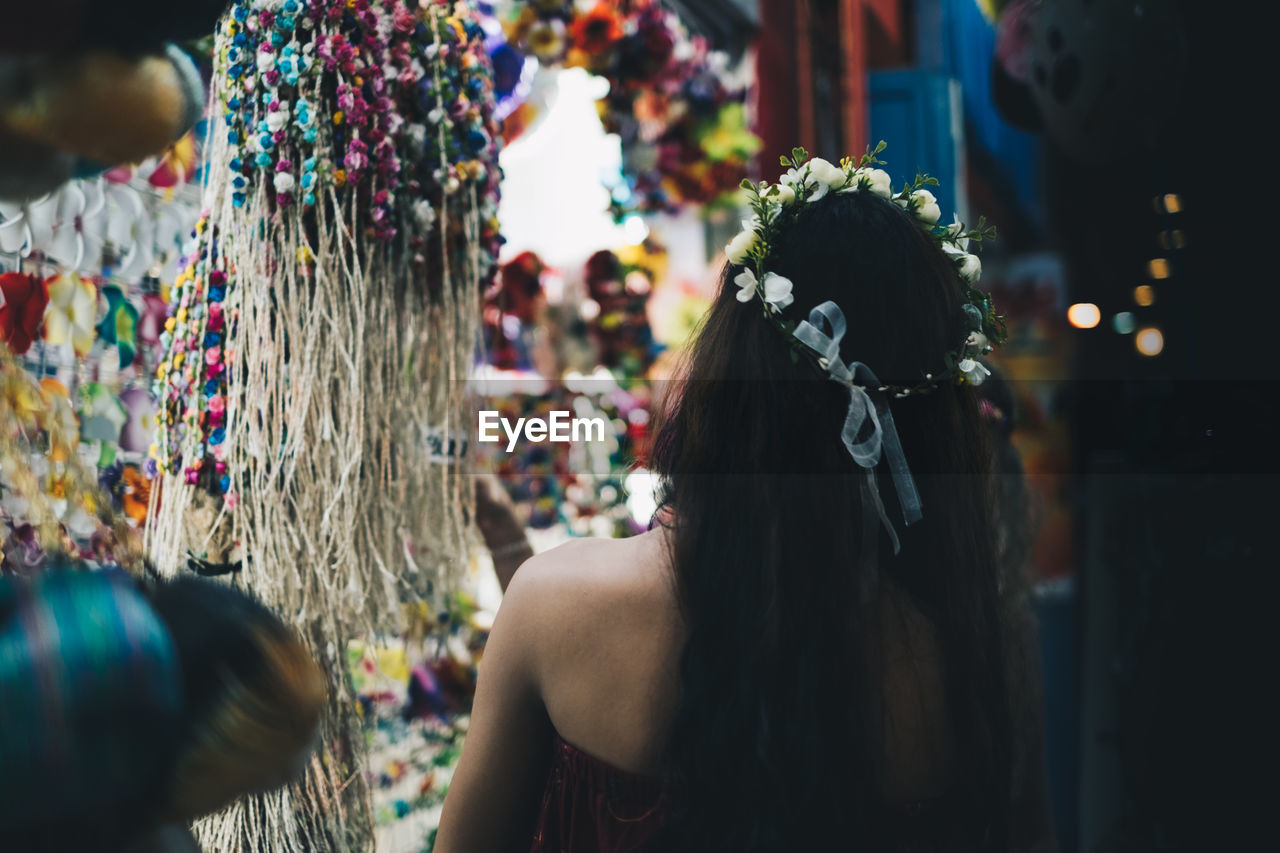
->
[148,131,198,189]
[569,2,625,56]
[0,272,49,354]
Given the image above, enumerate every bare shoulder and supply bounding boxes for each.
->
[503,528,672,617]
[499,528,681,770]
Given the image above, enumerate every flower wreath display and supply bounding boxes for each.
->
[143,3,505,850]
[497,0,760,218]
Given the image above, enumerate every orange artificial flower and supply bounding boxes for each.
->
[569,2,624,55]
[120,464,151,524]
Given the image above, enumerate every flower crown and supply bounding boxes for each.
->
[721,143,1010,572]
[725,142,1007,394]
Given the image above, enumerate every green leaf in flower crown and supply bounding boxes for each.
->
[791,146,809,164]
[780,154,792,167]
[987,312,1009,346]
[741,178,755,191]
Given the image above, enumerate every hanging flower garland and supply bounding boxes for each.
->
[153,0,503,506]
[497,0,759,218]
[208,0,502,243]
[145,6,504,848]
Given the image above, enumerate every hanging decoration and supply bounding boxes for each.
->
[0,140,205,540]
[1,346,145,575]
[145,2,502,849]
[494,0,759,218]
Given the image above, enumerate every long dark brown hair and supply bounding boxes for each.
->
[649,189,1013,850]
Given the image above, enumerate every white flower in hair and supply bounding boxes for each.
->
[958,358,991,385]
[725,224,759,265]
[780,166,806,186]
[956,253,982,282]
[845,167,892,198]
[943,214,969,247]
[808,158,847,189]
[761,272,794,311]
[733,268,759,302]
[740,141,1004,393]
[734,269,793,311]
[910,189,941,224]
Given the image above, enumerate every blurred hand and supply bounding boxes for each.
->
[473,474,531,593]
[474,473,519,542]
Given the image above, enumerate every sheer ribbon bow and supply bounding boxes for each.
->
[792,301,924,584]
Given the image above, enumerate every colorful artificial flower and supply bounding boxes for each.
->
[696,102,761,164]
[119,463,151,524]
[526,18,567,61]
[96,284,140,368]
[569,2,625,56]
[148,130,199,189]
[43,272,98,357]
[117,387,156,454]
[0,272,48,354]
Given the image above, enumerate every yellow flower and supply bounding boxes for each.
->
[43,272,97,357]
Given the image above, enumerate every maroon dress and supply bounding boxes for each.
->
[530,735,666,853]
[529,734,975,853]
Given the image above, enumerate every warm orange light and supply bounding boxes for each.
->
[1067,302,1101,329]
[1133,285,1156,307]
[1163,193,1182,214]
[1135,327,1164,357]
[1147,258,1170,279]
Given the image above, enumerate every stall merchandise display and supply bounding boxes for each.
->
[494,0,759,219]
[350,589,491,852]
[0,347,144,575]
[1,143,205,561]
